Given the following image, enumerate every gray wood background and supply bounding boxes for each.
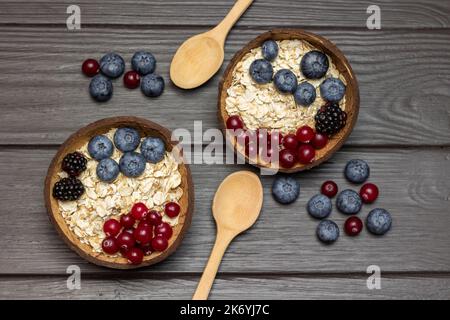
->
[0,0,449,299]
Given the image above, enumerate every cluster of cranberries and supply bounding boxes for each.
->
[101,201,181,265]
[226,114,329,168]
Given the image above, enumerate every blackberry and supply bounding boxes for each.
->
[62,152,87,176]
[52,177,85,201]
[314,102,347,135]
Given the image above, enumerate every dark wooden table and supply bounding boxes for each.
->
[0,0,449,299]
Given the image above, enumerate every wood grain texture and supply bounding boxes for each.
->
[0,147,449,274]
[0,274,449,299]
[0,0,449,28]
[0,27,449,146]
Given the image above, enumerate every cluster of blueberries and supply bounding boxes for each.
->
[88,127,166,182]
[249,40,346,106]
[83,52,165,102]
[272,159,392,244]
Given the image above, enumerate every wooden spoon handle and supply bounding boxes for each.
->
[192,228,235,300]
[211,0,254,43]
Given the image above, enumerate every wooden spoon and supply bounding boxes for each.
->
[192,170,263,300]
[170,0,254,89]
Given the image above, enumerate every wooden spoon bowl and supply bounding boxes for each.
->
[218,29,360,173]
[44,117,194,269]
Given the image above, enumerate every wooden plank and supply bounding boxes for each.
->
[0,27,449,146]
[0,147,449,274]
[0,0,449,28]
[0,274,449,299]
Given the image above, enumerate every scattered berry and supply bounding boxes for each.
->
[321,180,338,198]
[62,152,87,177]
[141,74,165,97]
[146,210,162,225]
[360,183,379,204]
[261,40,279,61]
[315,102,347,136]
[131,51,156,75]
[52,177,84,201]
[133,225,153,245]
[140,137,166,163]
[103,218,121,237]
[88,135,114,160]
[296,125,315,143]
[116,231,136,251]
[102,236,119,254]
[282,134,298,150]
[297,144,315,164]
[336,189,362,215]
[344,216,363,236]
[226,115,244,130]
[114,127,141,152]
[300,50,329,79]
[119,152,146,177]
[96,158,119,182]
[151,235,168,251]
[126,247,144,265]
[294,82,316,106]
[165,202,180,218]
[311,132,328,149]
[99,52,125,78]
[120,213,136,228]
[316,220,339,244]
[155,222,173,239]
[279,148,296,168]
[344,159,370,184]
[366,208,392,235]
[307,194,332,219]
[89,75,113,102]
[82,59,100,77]
[271,176,300,204]
[274,69,297,93]
[320,77,346,102]
[123,71,140,89]
[249,59,273,84]
[131,202,149,220]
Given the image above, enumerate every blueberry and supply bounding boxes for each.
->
[366,208,392,235]
[344,159,370,184]
[316,220,339,244]
[271,176,300,204]
[119,152,146,177]
[336,189,362,215]
[140,137,166,163]
[141,74,165,97]
[96,158,119,182]
[131,51,156,75]
[249,59,273,84]
[301,50,329,79]
[274,69,297,94]
[294,82,316,106]
[307,194,332,219]
[114,127,141,152]
[261,40,279,61]
[87,135,114,160]
[89,75,113,102]
[320,77,346,102]
[99,52,125,78]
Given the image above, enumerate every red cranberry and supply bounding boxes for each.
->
[269,131,283,146]
[133,225,153,245]
[123,227,135,235]
[311,132,328,149]
[259,144,278,163]
[151,235,168,252]
[296,125,315,143]
[344,216,363,236]
[279,149,296,168]
[102,236,119,254]
[256,129,270,149]
[282,134,298,150]
[297,144,315,164]
[126,247,144,265]
[131,202,148,220]
[123,70,140,89]
[146,210,162,225]
[139,243,153,255]
[245,142,258,158]
[155,222,173,240]
[137,219,152,229]
[81,58,99,77]
[120,213,136,228]
[165,202,180,218]
[103,218,121,237]
[321,180,338,198]
[226,115,244,130]
[116,232,136,251]
[360,183,379,203]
